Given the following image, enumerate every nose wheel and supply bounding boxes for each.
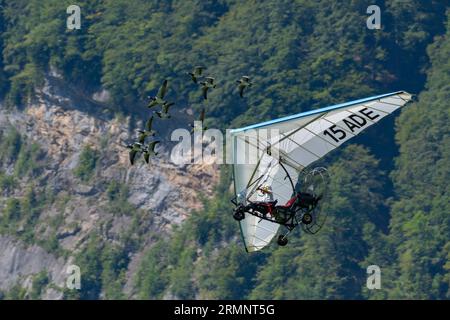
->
[277,234,288,246]
[233,207,245,221]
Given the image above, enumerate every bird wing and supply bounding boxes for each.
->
[149,140,160,151]
[129,150,137,165]
[195,66,203,75]
[239,84,245,98]
[158,80,168,99]
[163,102,174,113]
[188,72,197,83]
[202,86,208,100]
[138,133,146,144]
[147,100,158,108]
[143,152,150,164]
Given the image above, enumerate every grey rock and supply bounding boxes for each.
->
[0,235,68,297]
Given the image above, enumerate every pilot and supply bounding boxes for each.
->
[257,185,274,202]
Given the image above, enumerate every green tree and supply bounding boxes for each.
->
[135,241,171,299]
[383,11,450,299]
[0,127,22,163]
[30,271,49,299]
[73,145,99,182]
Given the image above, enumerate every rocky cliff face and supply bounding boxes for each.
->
[0,235,69,299]
[0,75,218,298]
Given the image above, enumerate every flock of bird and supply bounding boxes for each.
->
[126,66,253,165]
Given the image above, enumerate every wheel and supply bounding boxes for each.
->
[277,235,288,246]
[233,209,245,221]
[302,213,313,225]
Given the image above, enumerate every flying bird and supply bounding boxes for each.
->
[187,66,205,84]
[237,76,252,98]
[137,116,156,143]
[189,108,208,133]
[143,140,160,163]
[126,142,144,165]
[200,77,216,100]
[147,80,169,108]
[155,101,174,119]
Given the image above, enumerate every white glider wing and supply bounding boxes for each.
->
[231,91,412,252]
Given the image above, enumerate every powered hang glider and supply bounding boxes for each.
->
[230,91,413,252]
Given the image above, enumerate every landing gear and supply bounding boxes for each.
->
[230,166,331,250]
[277,234,288,246]
[233,208,245,221]
[301,213,313,225]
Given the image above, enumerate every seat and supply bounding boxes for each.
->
[277,195,298,208]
